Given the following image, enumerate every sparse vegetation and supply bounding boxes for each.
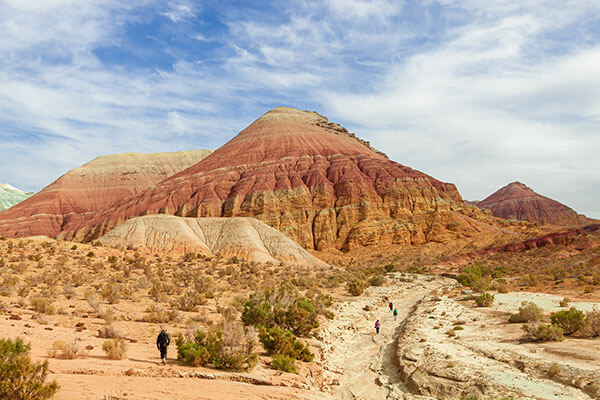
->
[346,278,367,296]
[49,340,87,359]
[271,354,297,373]
[259,326,313,362]
[523,323,564,342]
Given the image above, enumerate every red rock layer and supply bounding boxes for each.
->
[59,107,476,250]
[0,150,211,238]
[477,182,589,226]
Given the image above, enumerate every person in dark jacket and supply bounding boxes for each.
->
[393,308,398,321]
[157,329,170,365]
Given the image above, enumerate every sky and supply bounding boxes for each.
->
[1,0,599,218]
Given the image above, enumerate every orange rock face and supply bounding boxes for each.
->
[56,107,478,250]
[477,182,589,226]
[0,150,211,238]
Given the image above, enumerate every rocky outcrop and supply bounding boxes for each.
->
[0,150,211,237]
[98,214,330,266]
[57,107,488,250]
[477,182,589,226]
[0,184,32,212]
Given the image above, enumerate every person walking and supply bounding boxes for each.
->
[156,329,170,365]
[375,320,381,334]
[393,308,398,321]
[388,302,393,311]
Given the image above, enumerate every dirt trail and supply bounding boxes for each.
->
[318,275,447,399]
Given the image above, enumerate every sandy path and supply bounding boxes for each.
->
[319,275,447,399]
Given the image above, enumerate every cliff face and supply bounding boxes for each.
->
[59,107,479,250]
[0,184,32,212]
[0,150,211,237]
[477,182,589,226]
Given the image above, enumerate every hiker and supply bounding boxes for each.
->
[393,308,398,321]
[388,301,393,311]
[375,320,381,334]
[156,329,170,365]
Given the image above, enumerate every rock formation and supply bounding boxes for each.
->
[0,150,211,237]
[477,182,589,226]
[0,184,32,212]
[58,107,488,250]
[98,214,330,266]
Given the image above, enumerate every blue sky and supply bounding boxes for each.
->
[1,0,599,218]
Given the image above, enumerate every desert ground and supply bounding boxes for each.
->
[2,235,600,400]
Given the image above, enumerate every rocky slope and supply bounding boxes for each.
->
[98,214,330,266]
[0,150,211,237]
[477,182,589,226]
[0,183,32,211]
[57,107,492,250]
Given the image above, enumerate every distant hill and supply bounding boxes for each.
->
[476,182,589,226]
[99,214,330,267]
[0,184,32,211]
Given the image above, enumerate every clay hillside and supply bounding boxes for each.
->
[0,150,211,238]
[477,181,590,226]
[99,214,330,267]
[54,107,500,250]
[0,183,32,211]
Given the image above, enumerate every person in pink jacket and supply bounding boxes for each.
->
[375,320,381,334]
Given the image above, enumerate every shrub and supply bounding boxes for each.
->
[98,324,122,339]
[384,264,396,273]
[475,292,494,307]
[175,327,257,371]
[369,275,385,287]
[559,298,570,307]
[457,264,492,291]
[49,340,86,359]
[523,323,564,342]
[259,326,313,362]
[101,282,123,304]
[143,305,179,323]
[547,362,561,378]
[30,297,56,315]
[550,308,585,335]
[584,310,600,337]
[241,299,273,328]
[346,279,367,296]
[280,297,319,337]
[0,337,59,399]
[271,354,297,373]
[102,338,128,360]
[508,302,543,323]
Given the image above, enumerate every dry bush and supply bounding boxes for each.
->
[547,362,561,378]
[143,305,179,323]
[559,297,570,307]
[509,302,544,323]
[98,324,122,339]
[475,292,494,307]
[523,323,564,342]
[86,293,102,314]
[170,290,206,312]
[49,340,87,359]
[584,310,600,337]
[101,282,123,304]
[30,297,56,315]
[102,338,128,360]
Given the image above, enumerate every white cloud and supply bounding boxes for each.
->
[161,1,196,22]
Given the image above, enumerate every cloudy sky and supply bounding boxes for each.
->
[1,0,599,218]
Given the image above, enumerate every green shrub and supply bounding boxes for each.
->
[508,302,543,323]
[175,328,257,371]
[0,337,59,400]
[458,264,492,291]
[241,285,320,337]
[369,275,385,287]
[271,354,297,373]
[523,323,564,342]
[259,326,313,362]
[102,338,128,360]
[559,297,570,307]
[346,279,367,296]
[550,308,585,335]
[384,264,396,273]
[475,292,494,307]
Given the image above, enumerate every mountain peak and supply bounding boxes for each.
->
[478,181,588,226]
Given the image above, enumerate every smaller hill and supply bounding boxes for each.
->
[477,182,589,226]
[98,214,330,267]
[0,183,32,211]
